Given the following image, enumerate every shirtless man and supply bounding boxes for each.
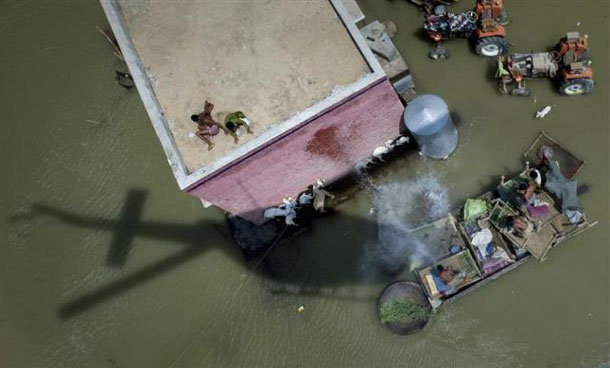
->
[191,101,238,151]
[437,265,456,284]
[505,215,534,239]
[516,181,537,208]
[433,265,465,296]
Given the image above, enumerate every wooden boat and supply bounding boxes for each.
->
[414,132,598,308]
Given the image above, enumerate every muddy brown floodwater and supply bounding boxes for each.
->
[1,0,608,367]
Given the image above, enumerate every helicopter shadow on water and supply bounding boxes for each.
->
[7,163,505,320]
[6,188,393,320]
[7,189,243,320]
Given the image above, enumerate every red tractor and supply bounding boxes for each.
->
[424,0,508,59]
[497,32,594,96]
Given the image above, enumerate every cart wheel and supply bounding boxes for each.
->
[510,87,531,97]
[475,36,507,57]
[559,78,594,96]
[429,46,449,60]
[465,10,478,23]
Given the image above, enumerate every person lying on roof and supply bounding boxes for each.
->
[191,101,238,150]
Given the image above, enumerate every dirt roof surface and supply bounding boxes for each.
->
[117,0,370,172]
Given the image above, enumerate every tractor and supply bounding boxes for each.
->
[424,0,508,59]
[497,32,594,96]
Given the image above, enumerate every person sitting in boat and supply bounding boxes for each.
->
[537,145,554,168]
[517,174,551,218]
[529,168,543,186]
[432,265,464,296]
[504,215,534,239]
[516,181,537,207]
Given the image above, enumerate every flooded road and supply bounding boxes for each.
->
[1,0,608,367]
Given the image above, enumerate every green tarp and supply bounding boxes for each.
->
[463,199,489,222]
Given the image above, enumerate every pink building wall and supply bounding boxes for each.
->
[188,79,404,224]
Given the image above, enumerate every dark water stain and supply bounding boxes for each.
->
[306,125,349,162]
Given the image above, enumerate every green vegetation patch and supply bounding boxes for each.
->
[379,299,432,324]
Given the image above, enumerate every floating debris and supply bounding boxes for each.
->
[535,106,552,119]
[297,305,305,313]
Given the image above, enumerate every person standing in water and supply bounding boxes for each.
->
[312,180,334,212]
[191,101,238,151]
[496,55,511,93]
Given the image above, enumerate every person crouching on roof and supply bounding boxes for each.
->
[224,111,253,136]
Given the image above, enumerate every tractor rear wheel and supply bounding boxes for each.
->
[559,78,594,96]
[475,37,507,57]
[429,46,449,60]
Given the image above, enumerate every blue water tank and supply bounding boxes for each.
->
[403,94,458,159]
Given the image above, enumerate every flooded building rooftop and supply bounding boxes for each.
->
[103,0,407,223]
[112,0,371,179]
